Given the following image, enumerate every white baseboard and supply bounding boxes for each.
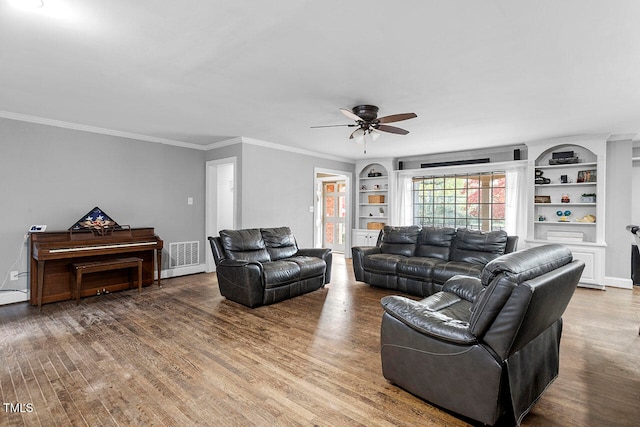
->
[0,291,29,306]
[604,276,634,289]
[159,264,207,279]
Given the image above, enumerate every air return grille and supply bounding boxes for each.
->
[169,241,199,268]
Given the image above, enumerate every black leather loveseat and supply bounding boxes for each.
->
[352,226,518,297]
[380,244,584,425]
[208,227,332,308]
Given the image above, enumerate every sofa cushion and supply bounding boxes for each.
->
[220,228,270,262]
[287,256,326,279]
[262,260,301,288]
[379,225,421,257]
[449,228,508,265]
[432,261,484,285]
[396,257,444,280]
[415,226,455,260]
[261,227,298,260]
[363,253,408,275]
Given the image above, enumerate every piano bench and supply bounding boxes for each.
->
[70,257,143,304]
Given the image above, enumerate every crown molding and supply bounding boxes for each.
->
[204,136,355,163]
[239,137,355,164]
[0,110,356,163]
[0,110,207,150]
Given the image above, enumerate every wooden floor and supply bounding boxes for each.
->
[1,255,639,427]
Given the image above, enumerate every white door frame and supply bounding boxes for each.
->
[313,168,352,255]
[205,157,237,272]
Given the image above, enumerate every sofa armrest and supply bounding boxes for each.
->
[296,248,333,283]
[442,275,484,302]
[505,235,519,254]
[351,246,381,282]
[215,259,265,308]
[381,295,477,345]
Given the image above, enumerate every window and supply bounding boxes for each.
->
[412,172,506,231]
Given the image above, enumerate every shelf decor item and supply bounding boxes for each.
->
[368,195,385,204]
[534,169,551,184]
[576,214,596,223]
[561,193,570,203]
[535,195,551,203]
[549,150,579,165]
[556,210,572,222]
[581,193,596,203]
[367,222,385,230]
[577,170,597,183]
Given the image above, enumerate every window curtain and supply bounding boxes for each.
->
[395,171,414,226]
[505,164,528,248]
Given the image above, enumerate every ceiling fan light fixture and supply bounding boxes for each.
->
[352,128,366,144]
[369,128,381,141]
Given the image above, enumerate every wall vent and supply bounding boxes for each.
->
[169,241,200,268]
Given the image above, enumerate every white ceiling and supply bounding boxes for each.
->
[1,0,639,160]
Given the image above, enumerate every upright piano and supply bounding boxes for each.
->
[30,227,163,307]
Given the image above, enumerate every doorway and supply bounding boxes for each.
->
[322,180,346,252]
[314,168,352,255]
[206,157,236,272]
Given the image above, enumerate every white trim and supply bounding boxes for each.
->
[397,159,528,177]
[0,291,28,306]
[604,276,634,289]
[239,137,355,164]
[205,157,237,273]
[314,167,353,255]
[0,111,358,163]
[203,137,244,150]
[0,110,207,150]
[160,264,207,279]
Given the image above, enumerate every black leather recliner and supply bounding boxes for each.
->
[380,244,584,426]
[208,227,332,308]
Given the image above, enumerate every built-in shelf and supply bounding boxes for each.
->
[526,137,606,289]
[355,161,391,231]
[535,182,596,188]
[534,221,596,226]
[535,203,596,207]
[535,162,597,170]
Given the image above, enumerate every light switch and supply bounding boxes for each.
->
[187,197,193,205]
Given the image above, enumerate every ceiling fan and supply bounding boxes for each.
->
[311,104,417,144]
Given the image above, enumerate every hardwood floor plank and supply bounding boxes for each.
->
[1,255,639,426]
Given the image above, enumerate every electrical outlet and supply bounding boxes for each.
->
[10,271,19,281]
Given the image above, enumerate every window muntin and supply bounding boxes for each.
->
[412,172,506,231]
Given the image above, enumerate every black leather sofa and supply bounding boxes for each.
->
[380,244,584,425]
[352,226,518,297]
[208,227,332,308]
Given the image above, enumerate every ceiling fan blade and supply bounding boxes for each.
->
[377,113,417,124]
[340,108,364,122]
[310,124,356,128]
[377,124,410,135]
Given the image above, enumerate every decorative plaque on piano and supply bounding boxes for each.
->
[69,206,122,235]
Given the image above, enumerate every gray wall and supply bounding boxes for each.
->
[207,141,354,248]
[605,138,634,280]
[0,118,206,296]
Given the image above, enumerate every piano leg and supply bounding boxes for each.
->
[156,248,162,288]
[37,260,45,310]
